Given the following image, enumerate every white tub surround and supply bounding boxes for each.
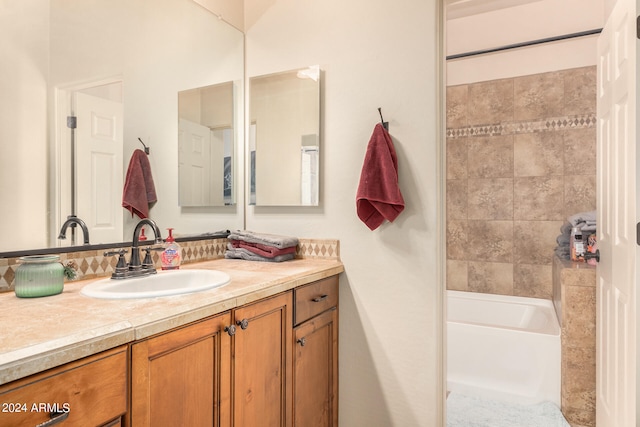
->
[447,290,561,406]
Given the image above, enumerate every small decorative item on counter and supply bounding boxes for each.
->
[570,227,585,262]
[161,228,181,270]
[62,259,79,280]
[14,255,65,298]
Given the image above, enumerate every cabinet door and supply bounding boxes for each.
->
[0,346,127,427]
[131,312,232,427]
[293,307,338,427]
[232,292,293,427]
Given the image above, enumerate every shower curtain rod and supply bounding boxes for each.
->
[446,28,602,60]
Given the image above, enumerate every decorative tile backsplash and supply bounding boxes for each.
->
[0,238,340,292]
[446,66,597,299]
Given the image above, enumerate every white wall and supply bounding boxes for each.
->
[245,0,444,425]
[0,0,50,251]
[447,0,605,84]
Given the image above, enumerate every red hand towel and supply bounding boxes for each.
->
[122,149,157,219]
[229,240,297,258]
[356,123,405,230]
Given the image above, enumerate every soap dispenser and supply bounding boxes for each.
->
[161,228,181,270]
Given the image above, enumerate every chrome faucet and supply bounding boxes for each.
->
[58,215,90,245]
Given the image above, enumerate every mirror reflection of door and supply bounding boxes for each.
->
[75,91,124,245]
[178,81,235,207]
[56,82,124,247]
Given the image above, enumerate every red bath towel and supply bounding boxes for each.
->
[122,149,157,219]
[356,123,405,230]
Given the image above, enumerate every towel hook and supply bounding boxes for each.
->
[138,137,150,155]
[378,108,389,131]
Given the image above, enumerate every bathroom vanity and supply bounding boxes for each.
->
[0,258,343,427]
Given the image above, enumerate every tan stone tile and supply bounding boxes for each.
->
[468,78,514,125]
[447,179,467,220]
[447,220,468,261]
[447,137,468,180]
[560,265,596,288]
[446,260,468,291]
[467,135,514,178]
[514,263,552,298]
[562,285,596,347]
[514,131,564,177]
[514,177,564,220]
[564,175,596,218]
[564,66,597,116]
[514,71,564,121]
[513,221,562,265]
[447,85,468,128]
[564,128,597,176]
[467,178,513,220]
[468,261,513,295]
[467,220,513,263]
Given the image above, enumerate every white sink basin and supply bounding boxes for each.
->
[80,269,230,299]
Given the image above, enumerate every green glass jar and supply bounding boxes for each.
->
[14,255,65,298]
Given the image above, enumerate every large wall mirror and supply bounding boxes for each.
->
[0,0,244,253]
[249,66,321,206]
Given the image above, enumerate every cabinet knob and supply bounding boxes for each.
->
[224,324,237,336]
[297,337,307,347]
[312,294,328,303]
[237,318,249,330]
[35,411,70,427]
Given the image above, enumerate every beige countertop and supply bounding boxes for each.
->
[0,258,344,386]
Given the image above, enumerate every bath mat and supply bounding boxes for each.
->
[447,392,570,427]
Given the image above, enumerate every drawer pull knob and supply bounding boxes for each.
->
[236,318,249,330]
[36,411,70,427]
[312,294,328,303]
[297,337,307,347]
[224,324,237,336]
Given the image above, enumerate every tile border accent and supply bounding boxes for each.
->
[446,114,597,139]
[0,238,340,293]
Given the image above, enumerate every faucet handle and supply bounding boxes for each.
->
[104,249,129,276]
[142,247,163,269]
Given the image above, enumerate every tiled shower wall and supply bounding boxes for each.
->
[446,66,597,298]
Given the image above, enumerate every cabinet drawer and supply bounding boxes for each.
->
[294,276,338,325]
[0,346,128,427]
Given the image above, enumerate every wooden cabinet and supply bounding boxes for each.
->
[0,345,128,427]
[129,292,293,427]
[130,312,232,427]
[231,292,293,427]
[292,276,339,427]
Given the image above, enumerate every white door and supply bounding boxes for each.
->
[596,0,637,425]
[75,92,124,245]
[178,118,212,206]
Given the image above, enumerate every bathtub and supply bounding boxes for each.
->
[447,290,561,406]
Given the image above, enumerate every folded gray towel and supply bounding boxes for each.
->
[567,211,597,227]
[556,234,570,246]
[225,246,295,262]
[228,230,299,249]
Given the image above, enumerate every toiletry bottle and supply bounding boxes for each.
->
[161,228,181,270]
[570,227,585,262]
